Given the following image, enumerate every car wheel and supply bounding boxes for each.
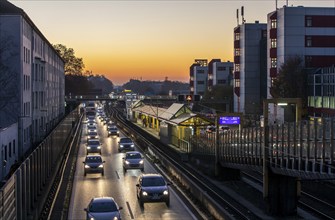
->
[139,200,144,207]
[102,170,104,176]
[123,167,126,173]
[141,168,144,172]
[84,171,86,176]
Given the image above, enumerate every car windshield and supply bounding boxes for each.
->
[88,140,100,145]
[89,201,117,212]
[126,153,141,159]
[120,138,132,143]
[141,177,165,187]
[88,132,97,136]
[86,156,102,163]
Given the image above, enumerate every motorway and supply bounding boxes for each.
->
[67,116,197,220]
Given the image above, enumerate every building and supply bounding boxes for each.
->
[0,123,18,180]
[267,5,335,97]
[207,59,234,91]
[308,65,335,118]
[189,59,208,96]
[0,0,65,160]
[233,21,268,115]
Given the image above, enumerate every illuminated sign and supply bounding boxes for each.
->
[219,116,240,125]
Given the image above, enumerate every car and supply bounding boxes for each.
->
[123,151,144,172]
[84,197,122,220]
[87,124,97,133]
[87,131,99,140]
[86,139,102,154]
[118,137,135,152]
[83,155,105,176]
[136,173,170,207]
[108,126,119,137]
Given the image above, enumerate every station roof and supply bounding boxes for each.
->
[131,101,212,127]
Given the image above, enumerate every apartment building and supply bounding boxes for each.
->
[0,0,65,161]
[207,59,234,91]
[267,6,335,97]
[233,21,268,115]
[190,59,208,96]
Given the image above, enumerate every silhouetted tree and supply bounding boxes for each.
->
[271,56,307,107]
[53,44,84,75]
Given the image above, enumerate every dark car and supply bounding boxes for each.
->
[84,197,122,220]
[108,126,119,137]
[123,151,144,172]
[136,173,170,207]
[83,155,105,176]
[87,131,99,140]
[86,139,102,154]
[118,137,135,152]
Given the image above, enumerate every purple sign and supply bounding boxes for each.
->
[219,116,240,125]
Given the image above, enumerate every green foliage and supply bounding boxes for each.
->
[53,44,85,75]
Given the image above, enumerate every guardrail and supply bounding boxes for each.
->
[0,108,80,220]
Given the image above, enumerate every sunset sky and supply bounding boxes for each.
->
[10,0,335,85]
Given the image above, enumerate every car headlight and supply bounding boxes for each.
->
[131,144,134,147]
[85,165,90,168]
[163,190,169,195]
[87,147,91,149]
[139,160,144,164]
[125,161,130,164]
[108,131,111,134]
[97,146,101,149]
[120,145,124,148]
[98,164,103,168]
[142,191,148,196]
[117,131,119,133]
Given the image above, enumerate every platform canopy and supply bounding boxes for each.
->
[131,101,212,127]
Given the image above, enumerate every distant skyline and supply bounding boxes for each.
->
[10,0,335,85]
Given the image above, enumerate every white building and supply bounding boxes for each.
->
[0,124,18,180]
[0,0,65,159]
[208,59,234,91]
[233,21,268,115]
[267,6,335,98]
[190,59,208,96]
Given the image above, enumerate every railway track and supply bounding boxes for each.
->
[242,171,335,219]
[107,106,261,220]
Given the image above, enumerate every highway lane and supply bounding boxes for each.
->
[68,117,197,220]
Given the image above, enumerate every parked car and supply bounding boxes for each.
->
[136,173,170,207]
[108,126,119,137]
[123,151,144,172]
[87,131,99,140]
[118,137,135,152]
[86,139,102,154]
[83,155,105,176]
[84,197,122,220]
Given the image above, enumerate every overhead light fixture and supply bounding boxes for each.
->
[277,103,288,106]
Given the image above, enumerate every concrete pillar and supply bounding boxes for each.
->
[264,170,298,216]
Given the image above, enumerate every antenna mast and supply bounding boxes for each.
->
[236,9,239,26]
[241,6,245,24]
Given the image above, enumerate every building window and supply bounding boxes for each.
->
[271,39,277,48]
[235,32,240,41]
[271,19,277,28]
[306,36,312,47]
[9,142,11,158]
[306,16,312,27]
[197,70,205,74]
[13,140,15,154]
[234,48,241,56]
[235,64,240,72]
[217,67,226,71]
[197,81,205,85]
[271,58,277,68]
[234,79,240,87]
[218,79,226,84]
